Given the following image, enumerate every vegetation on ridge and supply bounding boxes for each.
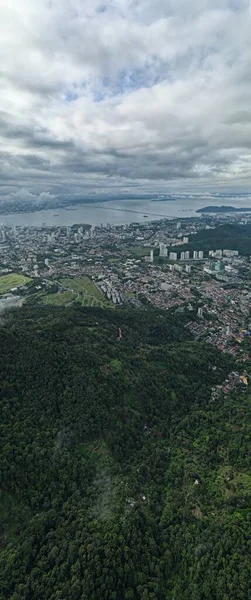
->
[0,306,251,599]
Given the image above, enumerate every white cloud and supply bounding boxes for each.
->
[0,0,251,202]
[0,189,56,205]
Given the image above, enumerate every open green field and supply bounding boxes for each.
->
[60,277,111,306]
[0,273,31,294]
[41,291,76,306]
[61,277,104,300]
[38,277,111,308]
[130,246,151,257]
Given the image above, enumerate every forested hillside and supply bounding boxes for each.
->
[170,223,251,256]
[1,306,251,599]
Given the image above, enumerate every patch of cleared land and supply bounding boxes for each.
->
[38,277,110,308]
[41,291,76,306]
[0,273,31,294]
[130,246,151,257]
[60,277,110,306]
[61,277,104,298]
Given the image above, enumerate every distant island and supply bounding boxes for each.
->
[197,205,251,213]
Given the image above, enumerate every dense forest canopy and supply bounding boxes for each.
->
[0,306,251,599]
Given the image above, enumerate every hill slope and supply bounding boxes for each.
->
[170,223,251,255]
[0,306,251,599]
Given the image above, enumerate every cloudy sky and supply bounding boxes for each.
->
[1,0,251,205]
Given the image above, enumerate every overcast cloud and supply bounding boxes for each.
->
[0,0,251,204]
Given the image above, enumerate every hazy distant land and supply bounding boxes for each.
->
[197,205,251,213]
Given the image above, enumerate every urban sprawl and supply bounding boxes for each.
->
[0,213,251,379]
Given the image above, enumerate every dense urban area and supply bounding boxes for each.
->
[1,212,251,360]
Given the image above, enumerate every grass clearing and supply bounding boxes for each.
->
[216,466,251,499]
[78,297,104,307]
[61,276,104,300]
[111,358,122,373]
[31,276,112,308]
[60,276,111,306]
[41,291,77,306]
[0,273,31,294]
[130,246,151,257]
[78,439,112,467]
